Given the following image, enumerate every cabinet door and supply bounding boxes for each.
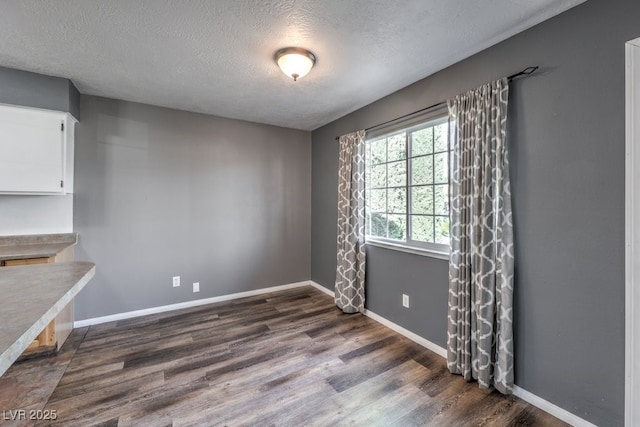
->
[0,104,66,194]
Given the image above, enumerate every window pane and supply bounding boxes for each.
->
[434,184,449,215]
[411,185,433,215]
[371,138,386,164]
[369,212,387,238]
[365,162,371,190]
[435,216,450,244]
[411,128,433,157]
[387,134,406,161]
[411,215,434,242]
[370,164,387,188]
[388,214,406,240]
[434,122,449,152]
[387,160,406,187]
[369,189,387,213]
[411,155,433,185]
[388,188,406,214]
[364,110,451,251]
[434,152,448,184]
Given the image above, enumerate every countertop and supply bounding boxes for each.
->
[0,233,77,261]
[0,261,95,377]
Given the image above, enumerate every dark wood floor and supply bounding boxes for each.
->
[0,286,567,426]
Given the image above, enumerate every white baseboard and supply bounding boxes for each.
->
[74,280,312,328]
[308,280,335,297]
[363,308,448,358]
[512,386,597,427]
[307,280,596,427]
[307,281,445,358]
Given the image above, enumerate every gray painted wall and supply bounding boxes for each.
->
[74,95,311,320]
[0,66,80,119]
[311,0,636,425]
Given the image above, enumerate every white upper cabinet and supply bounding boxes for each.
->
[0,104,76,195]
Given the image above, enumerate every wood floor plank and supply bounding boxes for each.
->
[0,286,569,426]
[339,381,429,426]
[326,336,428,393]
[314,359,433,426]
[42,371,165,426]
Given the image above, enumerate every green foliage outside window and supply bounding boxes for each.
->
[365,118,451,249]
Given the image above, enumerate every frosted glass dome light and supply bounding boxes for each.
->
[275,47,316,81]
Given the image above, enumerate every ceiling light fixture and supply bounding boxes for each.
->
[275,47,316,81]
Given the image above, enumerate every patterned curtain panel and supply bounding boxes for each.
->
[446,78,514,394]
[335,130,366,314]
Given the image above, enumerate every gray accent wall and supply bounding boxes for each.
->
[311,0,636,425]
[0,66,80,119]
[74,95,311,320]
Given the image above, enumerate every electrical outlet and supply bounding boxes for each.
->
[402,294,410,308]
[173,276,180,287]
[193,282,200,293]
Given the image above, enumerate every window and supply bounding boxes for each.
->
[365,112,452,256]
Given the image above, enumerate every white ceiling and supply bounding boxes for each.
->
[0,0,585,131]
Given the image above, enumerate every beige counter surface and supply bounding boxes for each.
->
[0,242,75,261]
[0,261,95,377]
[0,233,77,261]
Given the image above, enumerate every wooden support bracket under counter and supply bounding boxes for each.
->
[0,233,79,358]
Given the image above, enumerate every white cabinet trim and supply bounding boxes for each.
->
[625,36,640,427]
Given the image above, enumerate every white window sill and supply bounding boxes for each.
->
[365,239,449,261]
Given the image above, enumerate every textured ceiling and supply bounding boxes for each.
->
[0,0,585,130]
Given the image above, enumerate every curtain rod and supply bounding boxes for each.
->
[334,66,539,140]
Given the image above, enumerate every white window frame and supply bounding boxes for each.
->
[365,107,452,260]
